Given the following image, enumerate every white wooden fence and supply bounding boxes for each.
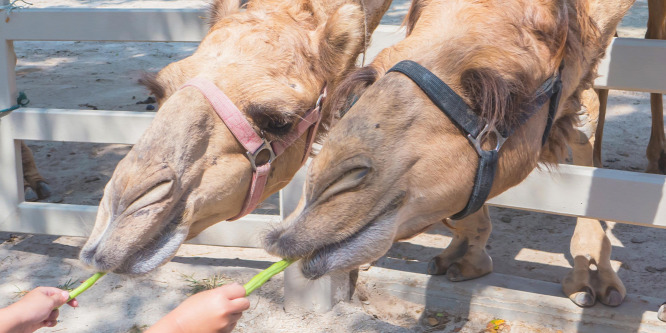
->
[1,5,665,312]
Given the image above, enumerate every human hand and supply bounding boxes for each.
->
[0,287,78,333]
[147,283,250,333]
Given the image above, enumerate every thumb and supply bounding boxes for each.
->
[47,289,71,307]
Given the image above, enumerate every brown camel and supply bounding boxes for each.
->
[264,0,634,311]
[79,0,393,275]
[574,0,666,315]
[20,141,51,202]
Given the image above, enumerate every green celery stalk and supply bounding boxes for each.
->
[67,272,106,301]
[243,259,293,295]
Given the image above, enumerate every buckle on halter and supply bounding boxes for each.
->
[315,93,325,109]
[246,139,276,171]
[467,124,507,155]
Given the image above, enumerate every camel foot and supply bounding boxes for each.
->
[658,303,666,322]
[563,267,625,308]
[599,286,623,307]
[24,186,39,202]
[427,248,492,282]
[570,286,596,308]
[35,181,52,199]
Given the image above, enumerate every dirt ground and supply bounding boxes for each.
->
[1,0,665,332]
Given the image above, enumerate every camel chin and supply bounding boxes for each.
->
[79,215,189,275]
[298,212,398,280]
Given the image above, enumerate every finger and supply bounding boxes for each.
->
[228,297,250,312]
[42,320,57,327]
[226,312,243,323]
[222,322,238,333]
[218,283,247,299]
[67,298,79,308]
[41,287,70,307]
[46,309,60,323]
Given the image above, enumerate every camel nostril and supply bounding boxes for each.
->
[118,178,174,217]
[317,166,371,203]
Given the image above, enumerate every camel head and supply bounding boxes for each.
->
[264,0,635,279]
[80,0,394,275]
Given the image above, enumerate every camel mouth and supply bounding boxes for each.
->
[298,192,405,280]
[80,217,188,275]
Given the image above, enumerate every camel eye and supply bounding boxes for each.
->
[265,120,292,135]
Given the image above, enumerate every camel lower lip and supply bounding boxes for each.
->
[113,219,187,275]
[300,197,403,280]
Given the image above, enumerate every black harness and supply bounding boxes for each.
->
[386,60,563,220]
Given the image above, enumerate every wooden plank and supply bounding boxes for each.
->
[0,8,208,42]
[0,202,277,247]
[8,108,154,144]
[365,265,664,333]
[594,37,666,94]
[487,164,666,229]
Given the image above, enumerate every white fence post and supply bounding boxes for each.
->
[280,162,353,313]
[0,34,23,227]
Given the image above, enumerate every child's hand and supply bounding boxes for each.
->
[0,287,78,333]
[148,283,250,333]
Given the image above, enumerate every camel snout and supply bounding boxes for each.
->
[263,228,313,260]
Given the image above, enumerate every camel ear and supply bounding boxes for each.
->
[209,0,241,27]
[317,4,365,81]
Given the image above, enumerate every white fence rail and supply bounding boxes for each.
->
[1,6,665,312]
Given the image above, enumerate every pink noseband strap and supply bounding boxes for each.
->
[181,77,324,221]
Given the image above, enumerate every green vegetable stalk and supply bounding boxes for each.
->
[67,272,106,301]
[243,259,293,295]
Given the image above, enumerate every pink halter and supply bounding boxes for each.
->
[181,77,324,221]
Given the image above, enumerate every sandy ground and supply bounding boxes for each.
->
[1,0,665,332]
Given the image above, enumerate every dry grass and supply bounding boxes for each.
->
[181,273,235,295]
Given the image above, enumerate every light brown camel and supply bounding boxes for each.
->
[20,141,51,202]
[78,0,393,275]
[264,0,634,310]
[574,0,666,315]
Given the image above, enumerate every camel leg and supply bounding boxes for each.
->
[564,88,625,307]
[593,89,608,167]
[645,0,666,174]
[21,141,51,201]
[646,0,666,320]
[427,206,493,282]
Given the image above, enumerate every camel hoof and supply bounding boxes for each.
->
[446,263,465,281]
[600,287,624,307]
[658,303,666,322]
[427,258,445,275]
[24,187,38,202]
[571,287,596,308]
[36,181,52,199]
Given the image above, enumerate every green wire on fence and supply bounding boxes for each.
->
[0,91,29,119]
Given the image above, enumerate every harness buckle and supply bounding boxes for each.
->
[467,124,507,156]
[315,92,325,109]
[246,139,276,171]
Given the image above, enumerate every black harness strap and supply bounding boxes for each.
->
[387,60,563,220]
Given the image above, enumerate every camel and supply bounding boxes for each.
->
[20,141,51,202]
[264,0,634,313]
[574,0,666,316]
[78,0,393,275]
